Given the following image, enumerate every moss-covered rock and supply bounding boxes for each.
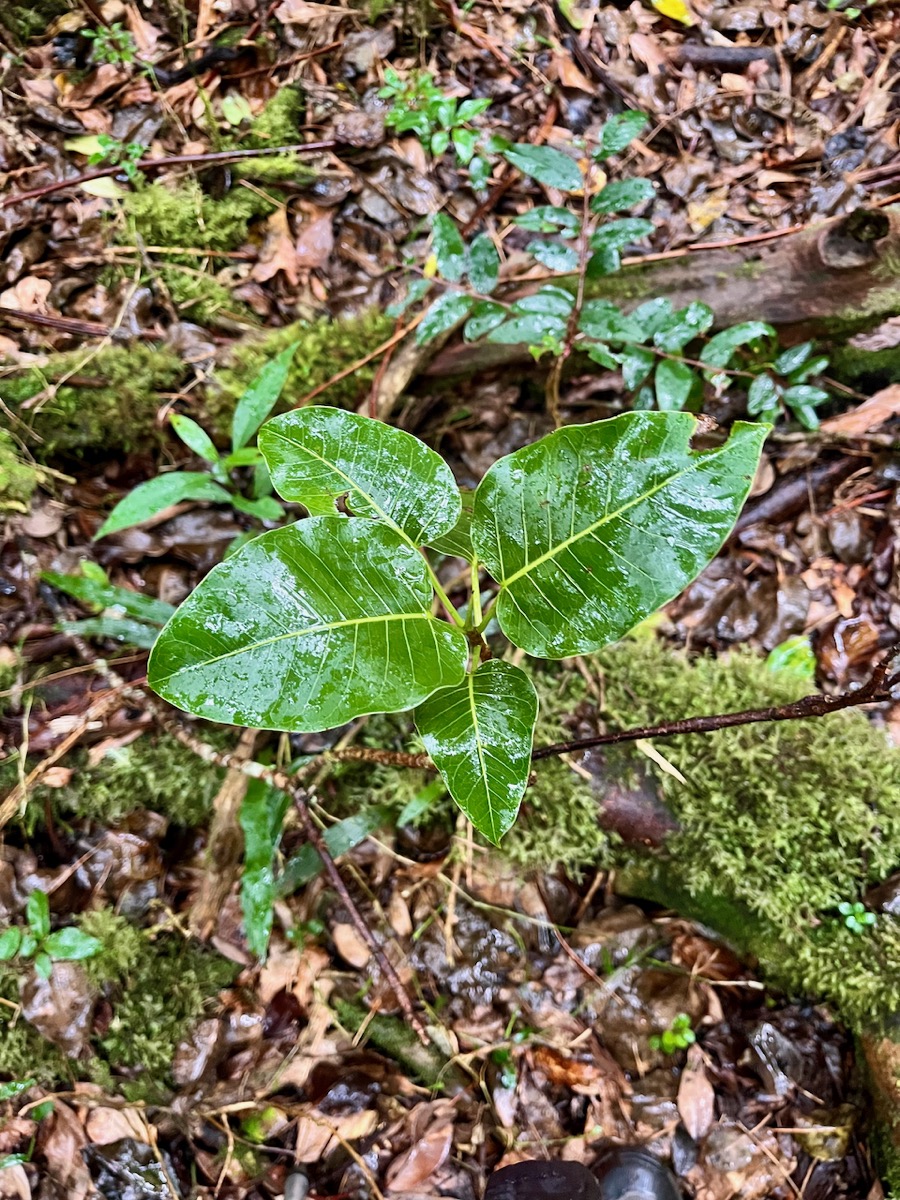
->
[1,343,183,458]
[121,179,277,262]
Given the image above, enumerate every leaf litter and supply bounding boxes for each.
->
[1,0,900,1193]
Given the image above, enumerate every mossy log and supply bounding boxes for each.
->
[426,206,900,377]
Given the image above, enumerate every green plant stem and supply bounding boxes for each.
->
[475,596,496,634]
[424,561,465,627]
[468,563,483,629]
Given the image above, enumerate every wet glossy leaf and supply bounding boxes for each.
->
[229,494,285,522]
[0,1079,34,1101]
[416,660,538,844]
[513,205,581,234]
[591,177,655,213]
[578,301,644,343]
[527,240,579,271]
[467,233,500,294]
[427,491,475,560]
[95,473,232,540]
[43,928,102,961]
[0,929,22,961]
[773,342,814,376]
[33,953,52,980]
[231,342,299,453]
[701,321,776,370]
[431,213,467,282]
[452,126,479,164]
[654,358,695,410]
[416,291,474,344]
[260,406,461,546]
[631,297,674,336]
[513,285,575,318]
[589,218,655,253]
[783,384,831,409]
[464,300,507,340]
[596,111,649,159]
[170,415,219,463]
[148,518,469,730]
[457,97,492,122]
[26,891,49,941]
[471,413,767,657]
[60,617,160,649]
[747,373,781,419]
[621,346,655,389]
[503,144,583,191]
[488,314,567,344]
[653,302,714,352]
[42,570,174,626]
[240,778,291,959]
[766,635,816,680]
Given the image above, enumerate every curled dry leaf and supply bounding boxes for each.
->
[386,1117,454,1191]
[821,385,900,437]
[293,1108,378,1163]
[332,922,371,968]
[677,1044,716,1140]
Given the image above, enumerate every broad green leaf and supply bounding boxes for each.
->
[589,218,655,253]
[457,97,492,122]
[591,178,655,213]
[416,291,474,344]
[513,206,581,234]
[747,373,781,419]
[240,778,291,959]
[34,953,52,980]
[0,1079,34,1102]
[231,343,299,453]
[700,322,776,370]
[0,929,21,961]
[467,233,500,294]
[170,415,219,463]
[432,213,467,282]
[26,891,50,941]
[95,473,232,540]
[148,518,469,731]
[60,617,160,649]
[41,569,175,626]
[596,111,649,160]
[766,635,816,680]
[488,314,567,344]
[631,298,674,336]
[773,342,813,376]
[471,413,767,657]
[431,130,450,156]
[578,301,644,343]
[427,490,474,560]
[621,346,655,390]
[503,144,583,192]
[527,240,579,271]
[278,807,391,895]
[387,277,431,318]
[452,126,478,165]
[260,407,460,546]
[653,301,714,352]
[464,301,507,341]
[415,660,538,845]
[229,494,285,522]
[654,358,695,410]
[43,928,102,961]
[513,286,575,318]
[782,384,830,409]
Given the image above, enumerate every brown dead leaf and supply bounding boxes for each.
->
[59,64,128,110]
[332,922,371,968]
[252,209,301,287]
[550,49,594,93]
[85,1106,149,1145]
[630,32,668,75]
[294,1108,378,1163]
[40,767,74,788]
[295,210,334,270]
[41,1102,94,1200]
[0,277,51,314]
[0,1164,30,1200]
[677,1044,715,1140]
[821,385,900,437]
[258,940,329,1006]
[532,1045,604,1093]
[386,1117,454,1191]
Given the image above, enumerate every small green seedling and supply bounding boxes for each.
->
[838,901,877,934]
[378,68,492,184]
[0,892,102,981]
[88,135,145,184]
[83,23,138,67]
[93,342,299,540]
[42,560,176,649]
[649,1013,696,1055]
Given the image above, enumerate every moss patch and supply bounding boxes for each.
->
[121,179,277,263]
[1,343,183,458]
[207,309,395,436]
[0,431,42,512]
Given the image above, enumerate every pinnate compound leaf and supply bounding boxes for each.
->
[503,144,583,191]
[416,291,474,344]
[260,407,461,546]
[148,518,468,730]
[231,342,299,453]
[471,413,767,657]
[415,660,538,844]
[432,213,467,282]
[95,473,232,540]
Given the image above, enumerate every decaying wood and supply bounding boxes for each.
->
[425,207,900,377]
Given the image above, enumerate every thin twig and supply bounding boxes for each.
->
[1,141,337,209]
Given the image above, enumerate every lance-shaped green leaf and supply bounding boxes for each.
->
[471,413,767,657]
[260,407,461,547]
[415,660,538,844]
[148,517,468,730]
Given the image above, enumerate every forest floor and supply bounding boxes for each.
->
[2,0,900,1196]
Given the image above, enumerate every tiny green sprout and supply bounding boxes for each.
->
[649,1012,696,1055]
[838,901,877,934]
[377,68,491,175]
[0,892,102,979]
[88,136,145,184]
[83,23,138,67]
[490,1047,518,1089]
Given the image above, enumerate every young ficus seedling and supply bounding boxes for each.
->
[148,406,766,843]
